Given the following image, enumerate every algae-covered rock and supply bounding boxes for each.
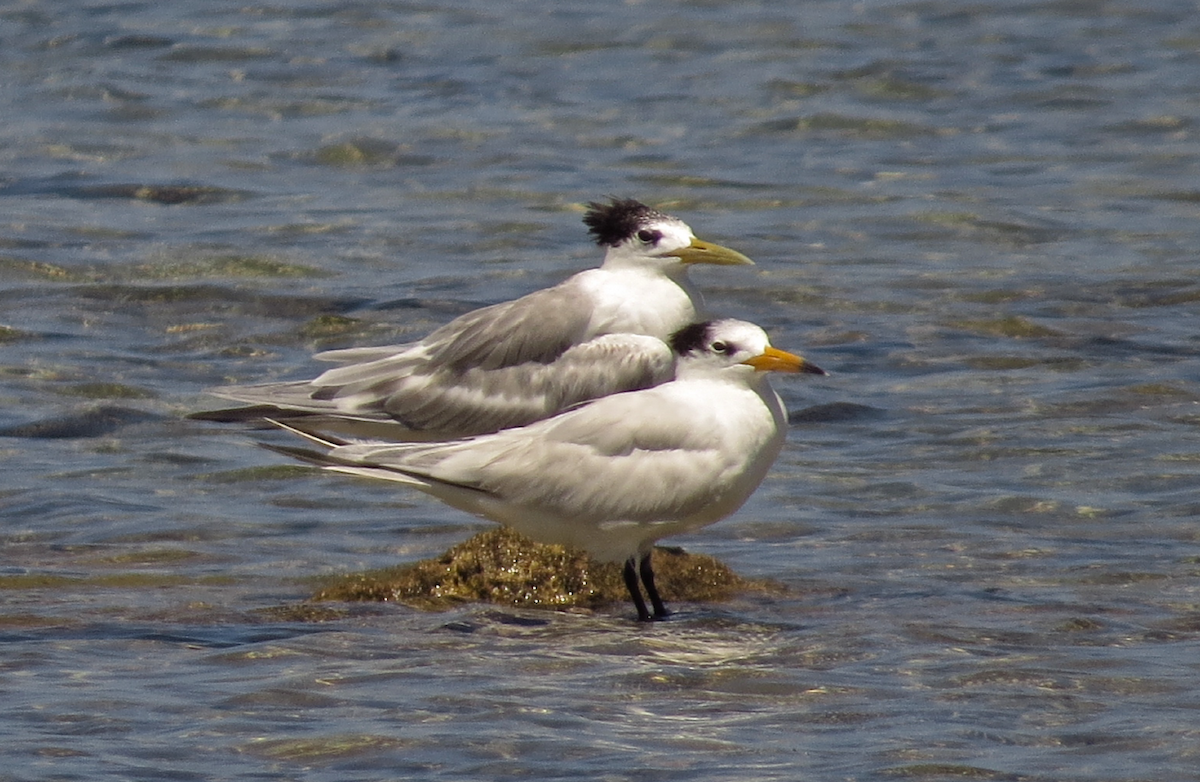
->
[312,527,776,613]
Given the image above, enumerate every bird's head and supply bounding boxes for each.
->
[669,319,827,379]
[584,198,755,271]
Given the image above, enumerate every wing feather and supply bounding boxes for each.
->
[420,281,593,370]
[378,333,673,433]
[325,384,743,523]
[198,278,654,436]
[203,332,674,437]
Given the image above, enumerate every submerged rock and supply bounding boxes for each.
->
[312,527,779,613]
[0,405,159,439]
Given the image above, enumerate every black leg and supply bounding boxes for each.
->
[639,551,670,619]
[623,557,652,622]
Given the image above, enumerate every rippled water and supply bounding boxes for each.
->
[3,1,1200,779]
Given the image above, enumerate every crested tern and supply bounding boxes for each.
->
[267,319,826,622]
[194,198,754,439]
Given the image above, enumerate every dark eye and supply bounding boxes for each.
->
[635,228,662,244]
[711,340,729,354]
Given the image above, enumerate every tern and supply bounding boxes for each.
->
[194,198,754,440]
[266,319,826,622]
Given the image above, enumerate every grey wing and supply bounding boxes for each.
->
[325,393,731,523]
[314,343,421,364]
[419,281,594,371]
[195,277,640,437]
[202,379,362,412]
[307,279,596,391]
[375,333,675,435]
[199,332,673,439]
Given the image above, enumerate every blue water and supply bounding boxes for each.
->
[2,1,1199,779]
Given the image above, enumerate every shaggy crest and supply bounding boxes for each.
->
[668,321,716,357]
[583,198,668,247]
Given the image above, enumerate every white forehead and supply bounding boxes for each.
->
[624,214,694,251]
[705,319,770,354]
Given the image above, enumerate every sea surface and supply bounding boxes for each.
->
[2,1,1199,780]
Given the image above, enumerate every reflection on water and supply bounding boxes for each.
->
[2,1,1199,779]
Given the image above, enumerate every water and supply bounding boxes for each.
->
[3,0,1200,779]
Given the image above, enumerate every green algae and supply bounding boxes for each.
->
[949,315,1065,339]
[312,527,780,613]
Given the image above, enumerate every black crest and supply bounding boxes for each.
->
[669,321,715,356]
[583,198,665,247]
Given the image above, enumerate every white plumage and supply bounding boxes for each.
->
[268,319,826,621]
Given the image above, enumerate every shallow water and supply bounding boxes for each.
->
[3,1,1200,779]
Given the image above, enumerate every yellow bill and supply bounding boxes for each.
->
[743,346,826,375]
[666,238,755,266]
